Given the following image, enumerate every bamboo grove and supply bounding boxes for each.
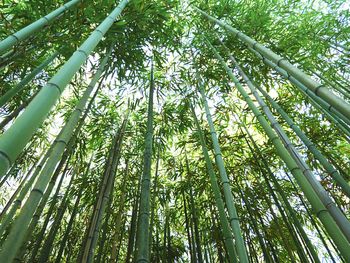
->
[0,0,349,262]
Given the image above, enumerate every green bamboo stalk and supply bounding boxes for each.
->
[247,47,350,134]
[163,198,169,263]
[238,121,320,263]
[0,48,112,262]
[190,102,237,263]
[54,187,83,262]
[0,143,55,238]
[54,159,93,263]
[310,70,350,101]
[197,80,248,263]
[32,168,76,262]
[83,116,128,263]
[115,217,127,261]
[0,90,38,130]
[0,51,59,108]
[187,166,203,263]
[26,67,106,262]
[126,191,140,263]
[0,164,34,221]
[193,6,350,123]
[235,185,272,262]
[190,189,203,262]
[94,199,111,263]
[2,76,99,252]
[0,0,129,177]
[111,160,130,261]
[135,61,155,263]
[225,50,350,242]
[80,134,119,262]
[255,82,350,197]
[207,44,350,260]
[183,192,195,263]
[13,148,73,262]
[203,230,211,263]
[283,168,340,262]
[258,180,298,261]
[245,185,279,263]
[149,149,160,258]
[0,0,80,54]
[189,195,198,263]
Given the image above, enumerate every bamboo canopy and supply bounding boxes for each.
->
[0,0,349,262]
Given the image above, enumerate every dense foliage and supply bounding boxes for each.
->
[0,0,349,262]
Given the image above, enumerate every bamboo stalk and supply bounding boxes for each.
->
[237,119,320,262]
[0,0,80,54]
[0,0,129,177]
[0,51,59,108]
[190,102,237,263]
[206,43,350,260]
[135,60,155,263]
[247,47,350,133]
[0,48,112,262]
[193,6,350,123]
[255,84,350,197]
[225,49,350,242]
[196,78,249,263]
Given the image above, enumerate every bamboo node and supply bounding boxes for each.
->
[314,84,325,96]
[76,49,89,59]
[42,16,50,23]
[0,151,12,166]
[47,82,62,94]
[276,57,288,67]
[32,188,44,196]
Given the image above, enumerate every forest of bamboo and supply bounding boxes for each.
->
[0,0,349,262]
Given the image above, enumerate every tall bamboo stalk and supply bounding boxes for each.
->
[0,164,34,221]
[80,139,116,262]
[110,160,130,261]
[247,47,350,136]
[0,0,80,54]
[0,51,59,108]
[183,192,195,263]
[193,6,350,123]
[0,143,55,238]
[13,148,73,262]
[310,70,350,101]
[237,119,320,262]
[149,148,160,258]
[135,60,155,263]
[190,102,237,263]
[54,158,93,263]
[236,187,271,262]
[189,186,203,263]
[0,48,112,262]
[29,163,75,262]
[0,0,129,177]
[225,50,350,242]
[255,83,350,197]
[126,174,142,262]
[196,78,248,263]
[206,43,350,260]
[186,159,203,263]
[81,115,128,262]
